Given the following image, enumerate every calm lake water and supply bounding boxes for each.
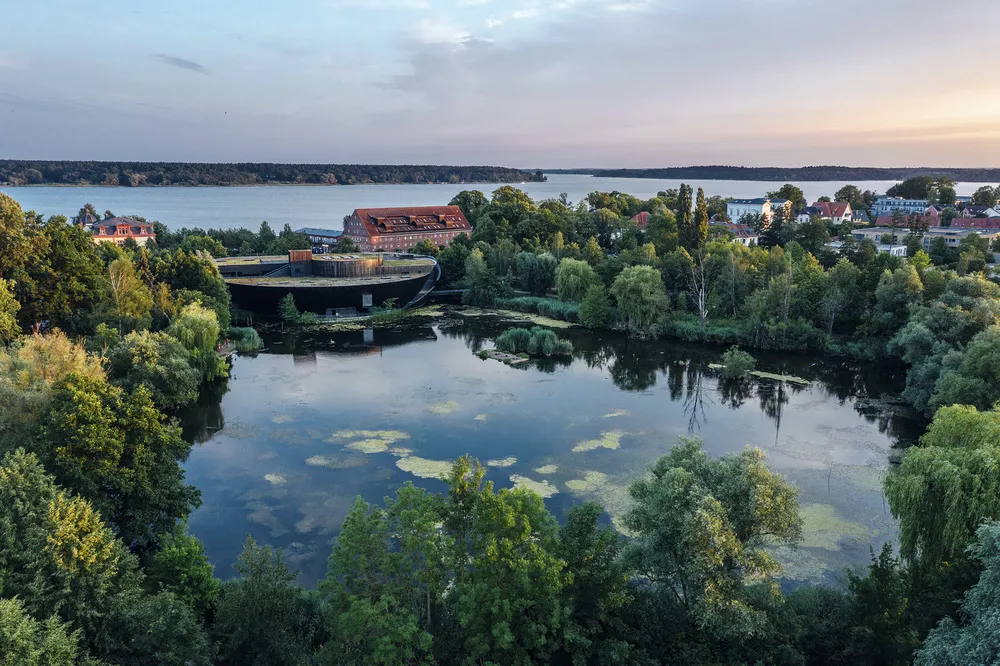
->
[4,174,995,231]
[180,314,924,587]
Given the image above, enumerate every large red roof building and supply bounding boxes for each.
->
[342,206,472,252]
[87,217,156,246]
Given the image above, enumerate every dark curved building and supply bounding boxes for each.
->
[217,251,438,317]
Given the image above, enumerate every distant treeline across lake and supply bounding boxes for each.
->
[548,165,1000,182]
[0,160,546,187]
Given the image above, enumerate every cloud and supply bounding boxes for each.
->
[152,54,209,75]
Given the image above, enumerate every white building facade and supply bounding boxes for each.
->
[871,197,929,217]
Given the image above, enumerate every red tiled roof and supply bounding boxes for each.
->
[91,217,155,237]
[875,214,941,228]
[350,206,470,237]
[951,218,1000,229]
[631,212,650,229]
[809,201,851,218]
[727,223,757,239]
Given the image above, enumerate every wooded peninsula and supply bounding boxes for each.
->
[549,166,1000,181]
[0,160,547,187]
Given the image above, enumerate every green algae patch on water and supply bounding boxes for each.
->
[345,439,394,454]
[487,457,517,468]
[329,430,409,443]
[573,430,627,453]
[428,401,460,415]
[474,414,489,422]
[799,503,873,551]
[305,454,368,470]
[534,464,559,475]
[709,364,811,385]
[509,474,559,498]
[264,473,287,485]
[770,545,832,585]
[602,409,629,419]
[396,456,454,480]
[565,471,608,492]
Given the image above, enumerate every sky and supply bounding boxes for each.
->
[3,0,1000,168]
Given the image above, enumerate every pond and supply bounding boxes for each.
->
[180,313,925,587]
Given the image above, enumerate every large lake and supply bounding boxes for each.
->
[180,314,924,587]
[4,174,995,231]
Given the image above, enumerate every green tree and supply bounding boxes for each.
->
[106,330,201,410]
[153,248,231,331]
[96,589,212,666]
[555,258,600,302]
[689,187,709,252]
[409,238,439,257]
[462,249,512,307]
[676,184,694,251]
[214,536,320,666]
[767,184,807,214]
[0,449,142,648]
[885,404,1000,565]
[449,190,488,222]
[0,597,79,666]
[971,185,998,207]
[39,375,199,551]
[609,265,668,337]
[436,239,471,288]
[107,257,153,331]
[0,277,20,343]
[915,521,1000,665]
[842,545,919,666]
[143,522,220,618]
[579,284,611,330]
[167,302,227,382]
[0,193,32,280]
[581,236,604,266]
[623,440,801,637]
[515,251,557,296]
[870,265,923,337]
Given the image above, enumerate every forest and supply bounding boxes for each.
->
[1,186,999,664]
[579,165,1000,182]
[0,160,546,187]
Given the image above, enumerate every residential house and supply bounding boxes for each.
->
[874,211,941,228]
[727,197,790,226]
[296,227,343,250]
[725,222,758,246]
[950,218,1000,230]
[797,201,852,224]
[827,240,906,257]
[960,206,1000,218]
[871,196,930,217]
[631,211,650,230]
[342,206,472,253]
[852,209,871,225]
[88,217,156,246]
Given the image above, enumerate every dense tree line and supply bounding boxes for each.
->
[3,189,1000,663]
[587,165,1000,182]
[0,160,546,187]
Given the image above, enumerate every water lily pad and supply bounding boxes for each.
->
[573,430,626,453]
[264,473,287,485]
[329,430,409,443]
[428,401,459,415]
[799,504,873,551]
[487,457,517,468]
[534,464,559,475]
[509,474,559,498]
[396,456,454,479]
[565,471,608,492]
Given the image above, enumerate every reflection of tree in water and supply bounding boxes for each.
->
[683,363,713,433]
[717,376,755,410]
[757,381,792,444]
[180,377,229,444]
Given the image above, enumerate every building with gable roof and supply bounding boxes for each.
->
[343,206,472,252]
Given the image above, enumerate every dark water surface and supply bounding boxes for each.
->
[181,316,924,587]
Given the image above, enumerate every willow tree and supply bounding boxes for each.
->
[885,404,1000,565]
[609,265,668,337]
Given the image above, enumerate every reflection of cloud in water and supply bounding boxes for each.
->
[294,492,356,536]
[269,428,309,446]
[219,420,260,440]
[602,409,629,419]
[264,473,286,485]
[474,414,488,422]
[272,414,294,424]
[246,501,290,538]
[305,454,368,470]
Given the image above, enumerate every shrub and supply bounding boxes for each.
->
[494,327,572,357]
[721,347,756,378]
[229,327,263,353]
[609,266,668,338]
